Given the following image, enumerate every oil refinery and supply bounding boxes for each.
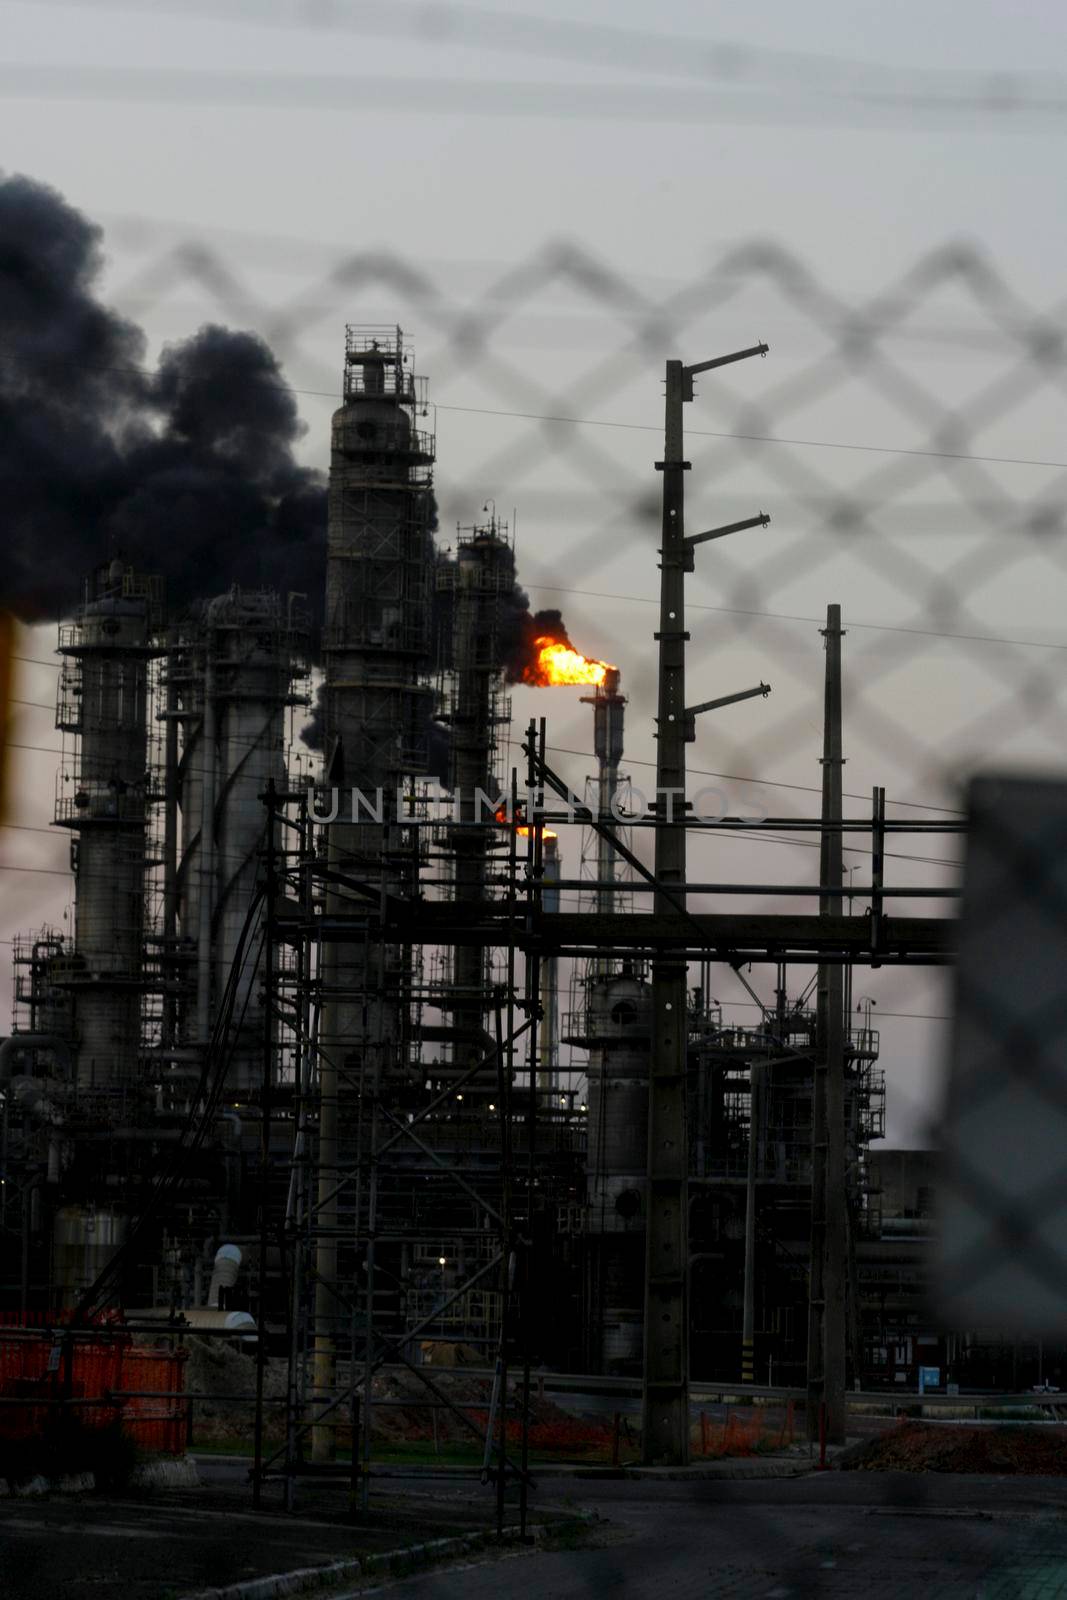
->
[0,325,959,1498]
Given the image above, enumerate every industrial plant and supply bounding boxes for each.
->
[1,323,962,1499]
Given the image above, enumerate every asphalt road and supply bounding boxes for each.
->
[5,1470,1067,1599]
[376,1472,1067,1600]
[0,1479,493,1600]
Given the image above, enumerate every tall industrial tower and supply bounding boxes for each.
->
[55,561,163,1098]
[47,560,163,1301]
[313,328,437,1450]
[169,588,308,1093]
[573,668,651,1370]
[438,515,514,1086]
[319,327,436,1079]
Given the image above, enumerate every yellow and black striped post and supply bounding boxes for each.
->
[741,1339,755,1384]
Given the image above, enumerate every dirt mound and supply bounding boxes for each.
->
[177,1344,580,1450]
[841,1421,1067,1475]
[181,1337,287,1444]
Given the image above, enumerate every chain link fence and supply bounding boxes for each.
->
[84,227,1067,1145]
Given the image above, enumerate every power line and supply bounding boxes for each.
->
[12,354,1067,476]
[437,403,1067,475]
[689,827,961,870]
[2,61,1067,131]
[1,680,970,814]
[0,862,72,877]
[20,0,1067,107]
[2,61,1067,130]
[544,745,963,816]
[13,688,966,820]
[11,718,965,835]
[531,585,1067,656]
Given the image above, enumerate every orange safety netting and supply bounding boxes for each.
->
[0,1330,187,1455]
[696,1402,796,1458]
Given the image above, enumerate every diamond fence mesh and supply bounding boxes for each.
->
[95,227,1067,1151]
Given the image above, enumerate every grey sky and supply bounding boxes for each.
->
[3,0,1067,1144]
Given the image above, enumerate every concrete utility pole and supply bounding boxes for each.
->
[741,1057,763,1384]
[644,342,768,1465]
[806,604,847,1443]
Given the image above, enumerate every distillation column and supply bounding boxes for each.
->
[56,561,160,1098]
[443,521,513,1083]
[314,328,436,1455]
[172,590,303,1094]
[51,560,162,1300]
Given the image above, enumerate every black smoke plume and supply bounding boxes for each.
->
[502,598,574,684]
[0,173,325,620]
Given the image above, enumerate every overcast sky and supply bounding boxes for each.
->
[4,0,1067,1144]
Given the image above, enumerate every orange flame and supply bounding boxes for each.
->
[494,804,557,842]
[522,635,613,688]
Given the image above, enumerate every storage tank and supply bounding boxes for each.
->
[52,1204,128,1299]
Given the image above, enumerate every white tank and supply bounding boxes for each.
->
[53,1205,127,1302]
